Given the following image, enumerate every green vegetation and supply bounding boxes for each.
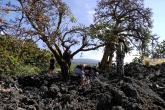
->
[132,57,143,64]
[154,40,165,58]
[0,35,50,76]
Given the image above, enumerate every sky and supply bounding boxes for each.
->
[64,0,165,62]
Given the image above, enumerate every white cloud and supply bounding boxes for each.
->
[75,48,139,64]
[87,10,95,15]
[81,50,103,60]
[74,48,104,61]
[87,10,95,23]
[0,31,5,35]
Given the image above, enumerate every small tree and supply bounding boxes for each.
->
[0,0,103,81]
[154,40,165,58]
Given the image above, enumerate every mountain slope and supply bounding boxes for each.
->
[72,59,100,65]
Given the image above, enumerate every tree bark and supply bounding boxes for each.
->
[100,43,115,72]
[100,45,110,70]
[116,41,125,77]
[47,44,70,81]
[59,61,69,81]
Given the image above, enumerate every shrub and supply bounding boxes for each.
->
[14,65,41,76]
[132,57,143,64]
[144,59,150,66]
[0,35,50,76]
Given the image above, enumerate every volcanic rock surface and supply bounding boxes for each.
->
[0,63,165,110]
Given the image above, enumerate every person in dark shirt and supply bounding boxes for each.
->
[116,37,128,77]
[63,47,72,68]
[48,54,56,75]
[75,65,85,86]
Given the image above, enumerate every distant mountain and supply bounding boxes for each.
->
[72,59,100,65]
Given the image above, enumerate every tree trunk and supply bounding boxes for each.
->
[100,43,115,72]
[59,61,69,81]
[46,43,70,81]
[116,42,125,77]
[100,45,110,70]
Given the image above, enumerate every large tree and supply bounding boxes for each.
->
[0,0,103,80]
[94,0,153,72]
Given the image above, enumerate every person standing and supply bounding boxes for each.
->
[63,47,72,68]
[116,37,128,77]
[74,65,85,86]
[48,54,56,75]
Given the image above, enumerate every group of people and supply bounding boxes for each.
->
[48,54,99,86]
[74,64,99,87]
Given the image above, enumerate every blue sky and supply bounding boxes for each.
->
[64,0,165,61]
[64,0,97,25]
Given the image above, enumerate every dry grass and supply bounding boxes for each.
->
[143,57,165,65]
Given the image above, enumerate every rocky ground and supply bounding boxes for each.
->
[0,63,165,110]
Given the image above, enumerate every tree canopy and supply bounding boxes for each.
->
[93,0,153,71]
